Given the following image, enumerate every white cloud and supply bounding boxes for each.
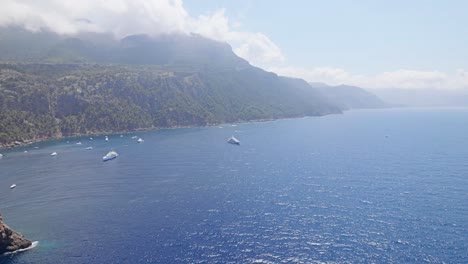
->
[233,33,285,65]
[0,0,285,67]
[269,66,468,90]
[188,9,284,64]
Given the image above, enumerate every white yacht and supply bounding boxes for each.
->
[137,138,144,143]
[10,184,16,189]
[51,152,57,156]
[227,136,240,145]
[105,136,109,141]
[85,146,93,150]
[103,151,119,161]
[76,142,82,145]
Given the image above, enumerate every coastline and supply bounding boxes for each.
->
[0,112,340,150]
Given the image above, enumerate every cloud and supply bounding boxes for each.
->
[0,0,189,35]
[269,66,468,90]
[0,0,285,66]
[233,33,285,65]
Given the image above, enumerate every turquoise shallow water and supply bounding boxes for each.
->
[0,108,467,263]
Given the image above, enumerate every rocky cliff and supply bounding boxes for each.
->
[0,214,32,255]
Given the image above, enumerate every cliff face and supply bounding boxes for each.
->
[0,214,32,255]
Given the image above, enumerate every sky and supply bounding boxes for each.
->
[1,0,467,90]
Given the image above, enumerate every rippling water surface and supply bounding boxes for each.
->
[1,108,467,263]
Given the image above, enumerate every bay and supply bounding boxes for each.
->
[1,108,467,263]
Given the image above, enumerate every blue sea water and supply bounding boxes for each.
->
[0,108,467,263]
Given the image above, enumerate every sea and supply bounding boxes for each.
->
[0,108,467,263]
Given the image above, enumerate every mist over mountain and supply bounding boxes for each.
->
[0,27,340,146]
[371,88,468,107]
[0,27,249,68]
[309,82,388,110]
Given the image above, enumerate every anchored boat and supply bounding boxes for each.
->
[227,136,240,145]
[103,151,119,161]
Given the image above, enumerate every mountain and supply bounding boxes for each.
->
[0,28,341,147]
[310,82,388,110]
[0,27,249,69]
[371,88,468,107]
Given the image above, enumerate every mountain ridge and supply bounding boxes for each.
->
[0,27,342,147]
[310,82,388,110]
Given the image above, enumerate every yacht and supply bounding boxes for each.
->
[85,146,93,150]
[103,151,119,161]
[227,136,240,145]
[105,136,109,141]
[137,138,144,143]
[131,136,138,139]
[51,152,57,156]
[0,154,3,158]
[10,184,16,189]
[76,142,82,145]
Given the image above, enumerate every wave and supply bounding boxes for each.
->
[2,241,39,256]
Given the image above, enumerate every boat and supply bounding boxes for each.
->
[227,136,240,145]
[103,151,119,161]
[105,136,109,141]
[85,146,93,150]
[51,152,57,156]
[120,135,124,138]
[76,142,82,145]
[10,184,16,189]
[0,154,3,158]
[131,136,138,139]
[137,138,144,143]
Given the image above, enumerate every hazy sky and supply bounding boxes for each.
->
[1,0,467,90]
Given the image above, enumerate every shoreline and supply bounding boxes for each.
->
[0,113,338,150]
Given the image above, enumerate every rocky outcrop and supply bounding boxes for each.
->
[0,214,32,255]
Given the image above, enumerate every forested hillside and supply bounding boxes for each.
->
[0,63,340,147]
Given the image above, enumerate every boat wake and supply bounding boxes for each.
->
[2,241,39,256]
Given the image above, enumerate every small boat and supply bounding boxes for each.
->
[24,150,28,153]
[51,152,57,156]
[0,154,3,158]
[137,138,144,143]
[105,136,109,141]
[131,136,138,139]
[85,146,93,150]
[90,137,94,140]
[103,151,119,161]
[120,135,124,138]
[10,184,16,189]
[76,142,82,145]
[227,136,240,145]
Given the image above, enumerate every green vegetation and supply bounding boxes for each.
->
[0,63,340,146]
